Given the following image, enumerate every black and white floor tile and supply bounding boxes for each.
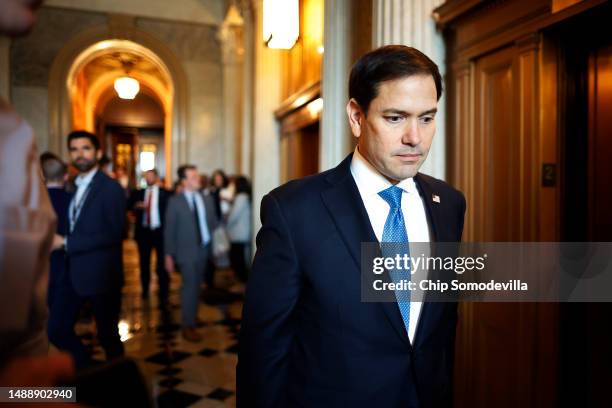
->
[75,240,244,408]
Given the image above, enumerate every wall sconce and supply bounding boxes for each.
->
[307,97,323,117]
[263,0,299,49]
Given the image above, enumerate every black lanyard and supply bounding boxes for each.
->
[70,182,92,232]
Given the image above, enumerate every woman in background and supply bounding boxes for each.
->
[209,169,228,219]
[226,176,252,282]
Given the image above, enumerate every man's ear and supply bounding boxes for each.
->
[96,150,103,160]
[346,98,364,138]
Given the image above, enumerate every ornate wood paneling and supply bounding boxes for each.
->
[588,44,612,241]
[474,47,519,241]
[459,36,547,404]
[276,0,323,183]
[433,1,608,407]
[280,0,324,101]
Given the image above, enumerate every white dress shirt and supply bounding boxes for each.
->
[143,185,161,229]
[183,190,211,246]
[350,147,431,343]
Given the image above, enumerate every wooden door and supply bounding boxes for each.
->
[435,1,611,407]
[110,130,137,189]
[452,43,557,408]
[280,122,320,183]
[588,44,612,241]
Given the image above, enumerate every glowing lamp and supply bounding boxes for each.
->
[263,0,299,49]
[114,76,140,100]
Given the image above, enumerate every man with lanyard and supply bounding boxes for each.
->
[48,131,126,369]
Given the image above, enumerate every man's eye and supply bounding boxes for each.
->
[385,116,403,123]
[420,116,434,124]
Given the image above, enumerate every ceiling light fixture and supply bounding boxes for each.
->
[114,54,140,100]
[263,0,299,49]
[114,76,140,100]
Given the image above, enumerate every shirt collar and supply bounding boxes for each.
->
[350,146,418,196]
[183,190,198,199]
[75,168,98,188]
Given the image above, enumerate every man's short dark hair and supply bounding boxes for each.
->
[177,164,197,180]
[99,154,111,168]
[348,45,443,114]
[67,130,100,150]
[40,152,66,182]
[146,168,159,177]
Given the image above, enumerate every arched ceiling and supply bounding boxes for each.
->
[83,51,167,87]
[67,41,174,131]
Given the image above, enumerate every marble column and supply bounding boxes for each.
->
[239,1,255,177]
[250,0,282,233]
[218,5,245,175]
[372,0,447,180]
[320,0,353,171]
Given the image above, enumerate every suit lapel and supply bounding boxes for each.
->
[179,193,192,215]
[72,171,103,232]
[182,192,215,235]
[320,155,411,346]
[412,173,447,349]
[159,189,169,218]
[413,173,442,242]
[320,157,376,270]
[202,194,216,231]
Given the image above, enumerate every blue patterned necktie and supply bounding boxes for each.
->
[378,185,411,335]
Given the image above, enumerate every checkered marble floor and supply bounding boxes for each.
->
[78,240,244,408]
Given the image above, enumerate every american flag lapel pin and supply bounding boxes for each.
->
[432,194,441,203]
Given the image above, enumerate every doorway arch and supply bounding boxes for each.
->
[48,24,189,184]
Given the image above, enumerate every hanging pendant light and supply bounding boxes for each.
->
[113,54,140,100]
[114,76,140,100]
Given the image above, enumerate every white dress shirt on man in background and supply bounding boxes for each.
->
[143,185,161,229]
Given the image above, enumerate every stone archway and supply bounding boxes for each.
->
[48,22,189,184]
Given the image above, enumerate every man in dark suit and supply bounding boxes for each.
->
[40,152,72,308]
[128,168,170,308]
[48,131,126,369]
[237,45,466,408]
[164,165,219,342]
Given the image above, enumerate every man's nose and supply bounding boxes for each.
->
[401,120,421,146]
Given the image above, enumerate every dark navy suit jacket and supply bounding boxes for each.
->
[47,186,72,306]
[127,186,170,239]
[237,154,466,408]
[66,171,126,296]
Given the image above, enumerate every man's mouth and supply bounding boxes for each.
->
[396,153,422,162]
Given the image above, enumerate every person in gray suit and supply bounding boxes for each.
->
[164,164,219,342]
